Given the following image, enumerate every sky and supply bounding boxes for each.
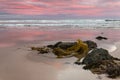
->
[0,0,120,19]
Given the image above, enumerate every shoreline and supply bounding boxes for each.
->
[1,26,120,30]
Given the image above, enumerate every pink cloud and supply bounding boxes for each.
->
[0,0,120,17]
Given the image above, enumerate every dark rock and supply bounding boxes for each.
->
[74,61,82,65]
[84,40,97,50]
[47,41,62,49]
[106,65,120,78]
[53,41,62,48]
[82,48,113,66]
[82,48,120,78]
[57,42,77,50]
[47,41,76,50]
[96,36,108,40]
[87,60,120,78]
[47,44,54,49]
[106,62,120,78]
[48,40,97,51]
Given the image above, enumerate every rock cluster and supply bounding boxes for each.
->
[31,39,120,78]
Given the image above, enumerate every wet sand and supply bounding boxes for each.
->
[0,28,120,80]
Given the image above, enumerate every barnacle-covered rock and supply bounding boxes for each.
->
[82,48,120,78]
[82,48,117,66]
[106,61,120,78]
[85,60,120,78]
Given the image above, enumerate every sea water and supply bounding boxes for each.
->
[0,19,120,29]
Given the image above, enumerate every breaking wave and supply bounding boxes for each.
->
[0,19,120,29]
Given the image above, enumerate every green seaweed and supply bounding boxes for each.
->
[31,46,50,54]
[31,39,89,62]
[53,39,89,62]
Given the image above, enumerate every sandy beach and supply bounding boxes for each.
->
[0,28,120,80]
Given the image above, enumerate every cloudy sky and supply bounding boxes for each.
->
[0,0,120,19]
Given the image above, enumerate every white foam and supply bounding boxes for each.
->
[0,19,120,29]
[98,43,117,52]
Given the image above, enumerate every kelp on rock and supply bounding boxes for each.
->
[30,39,120,78]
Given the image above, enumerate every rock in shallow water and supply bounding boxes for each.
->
[31,40,120,78]
[82,48,120,78]
[96,36,108,40]
[82,48,113,65]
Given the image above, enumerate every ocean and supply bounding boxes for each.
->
[0,19,120,29]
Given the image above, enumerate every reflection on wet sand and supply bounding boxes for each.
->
[26,49,98,80]
[0,29,120,48]
[57,65,98,80]
[0,28,120,80]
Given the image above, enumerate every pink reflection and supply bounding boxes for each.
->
[0,29,46,48]
[0,43,15,48]
[0,29,120,48]
[4,30,45,41]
